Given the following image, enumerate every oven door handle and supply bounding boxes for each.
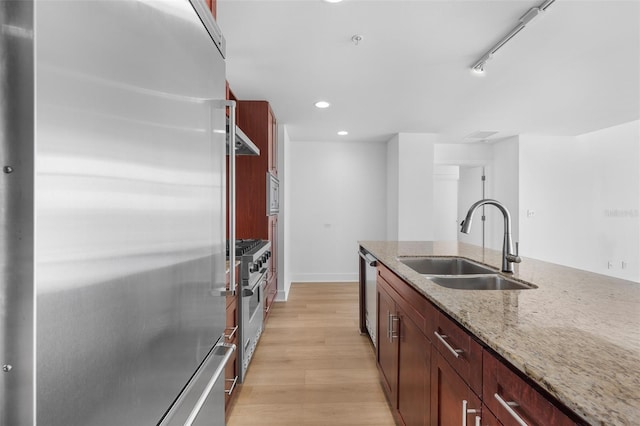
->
[243,272,266,297]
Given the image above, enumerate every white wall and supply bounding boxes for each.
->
[391,133,437,240]
[519,121,640,282]
[289,140,387,282]
[386,135,399,240]
[433,166,459,241]
[285,122,639,284]
[434,143,493,166]
[457,166,485,247]
[485,137,520,250]
[277,125,291,300]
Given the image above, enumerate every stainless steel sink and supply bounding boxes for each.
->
[430,275,537,290]
[398,256,536,290]
[399,257,496,275]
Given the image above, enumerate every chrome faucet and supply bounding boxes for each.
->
[460,199,522,273]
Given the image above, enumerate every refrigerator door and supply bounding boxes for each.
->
[0,1,35,425]
[33,0,227,425]
[160,339,235,426]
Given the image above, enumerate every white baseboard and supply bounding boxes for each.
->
[276,289,288,302]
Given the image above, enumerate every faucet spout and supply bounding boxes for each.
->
[460,199,521,273]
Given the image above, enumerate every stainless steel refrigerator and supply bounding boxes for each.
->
[1,0,234,424]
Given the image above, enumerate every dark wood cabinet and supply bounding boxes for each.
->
[397,308,430,426]
[431,349,483,426]
[377,265,432,425]
[376,283,398,404]
[374,261,585,426]
[481,404,501,426]
[203,0,217,19]
[268,106,277,176]
[235,100,279,323]
[264,216,278,320]
[483,350,578,426]
[224,266,239,416]
[433,310,483,397]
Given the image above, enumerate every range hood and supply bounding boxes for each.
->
[226,118,260,156]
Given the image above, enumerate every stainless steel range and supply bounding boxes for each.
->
[229,239,271,382]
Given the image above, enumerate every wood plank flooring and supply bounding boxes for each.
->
[226,282,396,426]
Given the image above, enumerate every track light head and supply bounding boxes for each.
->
[472,63,485,74]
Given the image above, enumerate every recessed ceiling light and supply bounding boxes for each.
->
[314,101,330,109]
[337,131,348,136]
[323,0,343,3]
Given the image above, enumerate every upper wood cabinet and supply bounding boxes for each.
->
[235,101,279,322]
[204,0,217,19]
[237,100,277,176]
[268,107,277,176]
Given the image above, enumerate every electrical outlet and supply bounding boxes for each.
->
[621,261,627,269]
[607,261,614,269]
[526,209,536,218]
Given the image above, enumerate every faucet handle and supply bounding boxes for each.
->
[508,242,522,264]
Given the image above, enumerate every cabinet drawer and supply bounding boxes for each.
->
[433,311,483,397]
[264,277,277,319]
[225,295,238,345]
[483,351,577,426]
[378,263,436,338]
[224,348,239,412]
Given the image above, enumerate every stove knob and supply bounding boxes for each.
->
[250,263,259,273]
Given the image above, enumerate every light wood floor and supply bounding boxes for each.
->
[226,282,396,426]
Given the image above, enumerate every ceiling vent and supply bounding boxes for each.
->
[465,131,499,140]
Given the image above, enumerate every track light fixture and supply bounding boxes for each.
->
[470,0,555,73]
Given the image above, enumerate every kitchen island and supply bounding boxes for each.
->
[359,241,639,426]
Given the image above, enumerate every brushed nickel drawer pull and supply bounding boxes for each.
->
[224,326,238,340]
[494,393,529,426]
[225,376,238,396]
[434,331,463,358]
[462,400,481,426]
[390,315,400,340]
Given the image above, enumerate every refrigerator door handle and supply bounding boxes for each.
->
[226,100,238,297]
[183,341,236,426]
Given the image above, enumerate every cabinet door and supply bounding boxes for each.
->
[484,353,577,426]
[224,294,239,414]
[377,283,398,405]
[264,277,277,320]
[268,215,277,282]
[224,349,238,412]
[431,349,483,426]
[268,107,277,175]
[480,404,501,426]
[397,311,430,426]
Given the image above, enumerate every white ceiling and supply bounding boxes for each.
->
[217,0,640,143]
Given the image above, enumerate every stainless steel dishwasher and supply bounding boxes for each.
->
[358,248,378,347]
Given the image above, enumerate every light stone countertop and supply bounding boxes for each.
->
[359,241,640,426]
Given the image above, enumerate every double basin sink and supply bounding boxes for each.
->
[398,257,536,290]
